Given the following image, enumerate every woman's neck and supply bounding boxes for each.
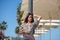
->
[26,21,31,26]
[27,21,31,23]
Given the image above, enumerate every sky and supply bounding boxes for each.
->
[0,0,22,37]
[0,0,60,40]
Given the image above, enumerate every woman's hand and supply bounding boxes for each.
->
[37,16,42,20]
[19,27,25,34]
[19,29,29,34]
[34,15,42,20]
[19,27,30,34]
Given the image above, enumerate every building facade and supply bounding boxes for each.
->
[21,0,60,37]
[21,0,60,20]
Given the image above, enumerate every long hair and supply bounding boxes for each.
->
[24,13,34,23]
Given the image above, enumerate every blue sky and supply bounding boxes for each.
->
[0,0,60,40]
[0,0,22,37]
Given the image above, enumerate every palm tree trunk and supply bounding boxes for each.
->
[0,29,4,40]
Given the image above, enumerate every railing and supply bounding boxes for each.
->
[34,20,60,37]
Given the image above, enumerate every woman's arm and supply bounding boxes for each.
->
[19,23,25,34]
[34,16,42,26]
[19,29,30,34]
[30,16,42,35]
[19,27,30,34]
[19,27,25,34]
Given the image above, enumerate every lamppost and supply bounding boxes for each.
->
[28,0,33,14]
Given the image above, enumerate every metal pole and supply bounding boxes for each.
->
[48,11,52,40]
[28,0,33,14]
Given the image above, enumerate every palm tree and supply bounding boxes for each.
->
[0,21,7,32]
[15,2,24,40]
[15,26,19,34]
[16,2,24,26]
[0,21,7,40]
[17,10,24,26]
[15,2,24,34]
[15,26,20,39]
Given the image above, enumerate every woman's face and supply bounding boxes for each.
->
[28,15,32,22]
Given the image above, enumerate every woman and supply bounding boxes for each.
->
[19,13,42,40]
